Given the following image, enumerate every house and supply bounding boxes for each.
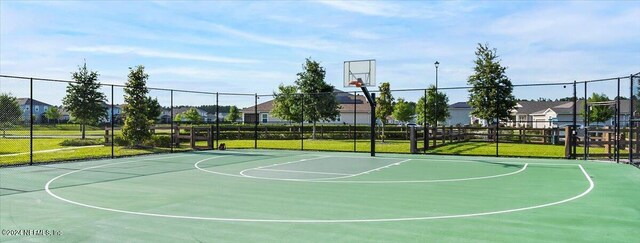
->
[514,100,632,128]
[445,102,473,126]
[16,98,53,123]
[241,90,372,124]
[161,107,213,123]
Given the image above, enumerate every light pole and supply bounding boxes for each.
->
[434,61,439,89]
[434,61,440,128]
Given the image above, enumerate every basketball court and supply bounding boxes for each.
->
[1,150,638,242]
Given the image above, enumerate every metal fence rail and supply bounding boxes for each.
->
[1,73,638,166]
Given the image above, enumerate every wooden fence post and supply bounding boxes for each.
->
[190,127,195,149]
[564,126,572,159]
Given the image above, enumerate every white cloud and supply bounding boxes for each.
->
[349,30,382,40]
[490,6,640,46]
[66,45,260,64]
[316,0,410,18]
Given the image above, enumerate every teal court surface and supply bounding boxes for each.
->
[1,150,639,242]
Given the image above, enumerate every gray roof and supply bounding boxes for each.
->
[16,98,52,107]
[528,100,631,115]
[449,102,471,109]
[515,101,568,115]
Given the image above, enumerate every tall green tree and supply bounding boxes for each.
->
[0,93,22,137]
[375,82,394,142]
[416,85,450,125]
[44,106,62,125]
[271,84,303,123]
[122,65,152,147]
[145,97,162,123]
[582,93,614,126]
[183,108,202,124]
[63,63,107,139]
[295,58,340,139]
[225,106,241,123]
[392,98,415,125]
[467,43,516,124]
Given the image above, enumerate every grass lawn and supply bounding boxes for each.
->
[0,137,190,166]
[2,137,624,166]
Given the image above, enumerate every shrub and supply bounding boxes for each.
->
[143,135,172,148]
[113,134,130,146]
[60,138,103,146]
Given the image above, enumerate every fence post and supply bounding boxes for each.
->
[616,77,621,163]
[254,93,258,149]
[370,93,376,157]
[301,93,304,151]
[170,90,174,153]
[564,126,572,158]
[353,91,357,152]
[573,80,577,159]
[423,89,427,153]
[630,74,634,163]
[215,92,219,150]
[583,81,588,160]
[111,85,114,158]
[30,78,33,165]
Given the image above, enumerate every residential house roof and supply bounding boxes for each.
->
[449,102,471,109]
[241,91,371,114]
[16,98,52,107]
[515,101,568,115]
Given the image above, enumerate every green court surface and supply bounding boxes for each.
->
[1,150,638,242]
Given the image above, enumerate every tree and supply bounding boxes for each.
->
[44,106,62,125]
[416,85,450,125]
[225,106,241,123]
[145,97,162,123]
[392,98,414,125]
[62,63,107,139]
[0,93,22,137]
[122,65,152,147]
[467,43,517,124]
[174,113,183,123]
[375,82,394,142]
[295,58,340,139]
[582,93,614,126]
[271,84,303,123]
[183,108,202,124]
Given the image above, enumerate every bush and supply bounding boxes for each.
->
[113,134,130,146]
[60,138,104,146]
[143,135,172,148]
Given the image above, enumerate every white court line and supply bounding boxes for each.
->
[318,163,528,183]
[46,154,595,223]
[254,168,353,176]
[238,158,409,181]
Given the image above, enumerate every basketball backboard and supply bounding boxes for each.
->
[344,59,376,88]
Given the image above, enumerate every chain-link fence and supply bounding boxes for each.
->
[1,73,639,166]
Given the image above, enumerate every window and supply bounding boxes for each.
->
[261,113,268,123]
[44,106,48,111]
[35,106,39,112]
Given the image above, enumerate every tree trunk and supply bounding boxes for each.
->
[312,121,316,139]
[381,123,385,143]
[81,123,86,139]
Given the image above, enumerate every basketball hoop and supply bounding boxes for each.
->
[349,80,364,87]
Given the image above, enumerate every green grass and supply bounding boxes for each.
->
[2,136,625,166]
[0,137,191,166]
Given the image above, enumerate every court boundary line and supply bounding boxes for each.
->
[200,157,528,183]
[45,154,595,223]
[238,158,409,181]
[254,168,353,176]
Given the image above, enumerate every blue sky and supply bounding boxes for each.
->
[1,0,639,107]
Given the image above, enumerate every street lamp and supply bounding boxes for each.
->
[434,61,440,89]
